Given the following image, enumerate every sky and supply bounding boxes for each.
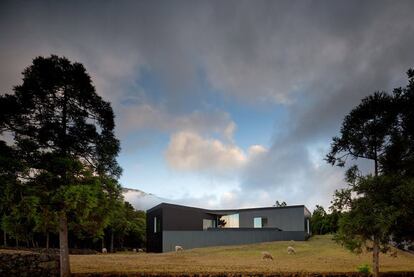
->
[1,0,414,211]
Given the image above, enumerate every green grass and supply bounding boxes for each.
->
[71,235,414,274]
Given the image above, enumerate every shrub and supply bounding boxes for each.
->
[357,263,371,275]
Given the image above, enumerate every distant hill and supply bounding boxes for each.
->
[122,188,165,211]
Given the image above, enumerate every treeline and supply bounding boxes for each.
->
[0,200,146,252]
[310,205,339,235]
[0,55,146,275]
[0,134,146,252]
[0,56,146,253]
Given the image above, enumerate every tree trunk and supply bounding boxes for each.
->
[16,238,19,247]
[372,154,380,277]
[46,232,49,249]
[101,236,105,250]
[110,230,114,253]
[373,237,380,277]
[59,212,71,277]
[3,231,6,247]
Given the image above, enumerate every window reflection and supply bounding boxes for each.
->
[203,219,216,230]
[254,217,268,228]
[220,213,239,228]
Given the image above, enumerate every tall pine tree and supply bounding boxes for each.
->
[0,55,121,276]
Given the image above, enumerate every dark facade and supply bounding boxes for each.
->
[146,203,311,252]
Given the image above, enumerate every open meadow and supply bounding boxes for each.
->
[71,235,414,274]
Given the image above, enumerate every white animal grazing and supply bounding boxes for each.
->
[175,245,184,252]
[287,246,296,254]
[102,248,107,254]
[262,251,274,260]
[138,248,144,252]
[132,248,137,253]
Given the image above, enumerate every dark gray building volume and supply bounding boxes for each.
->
[146,203,311,252]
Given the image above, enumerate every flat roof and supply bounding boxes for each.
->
[147,202,310,215]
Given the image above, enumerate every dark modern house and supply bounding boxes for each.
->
[146,202,311,252]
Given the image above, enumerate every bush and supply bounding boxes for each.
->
[357,263,371,275]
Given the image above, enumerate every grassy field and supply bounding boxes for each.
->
[71,235,414,274]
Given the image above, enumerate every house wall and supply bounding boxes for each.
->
[162,229,307,252]
[147,204,311,252]
[238,206,306,231]
[146,207,163,252]
[162,204,216,231]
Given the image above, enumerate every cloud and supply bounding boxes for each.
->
[2,0,414,211]
[119,104,236,141]
[165,131,267,176]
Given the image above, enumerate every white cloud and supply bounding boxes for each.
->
[2,1,413,212]
[119,104,236,140]
[165,131,267,176]
[248,144,267,157]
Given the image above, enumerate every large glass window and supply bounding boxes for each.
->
[254,217,262,228]
[221,213,239,228]
[254,217,268,228]
[203,219,216,230]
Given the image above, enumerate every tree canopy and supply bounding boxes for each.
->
[327,69,414,277]
[0,55,122,276]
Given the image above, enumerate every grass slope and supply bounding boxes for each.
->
[71,235,414,274]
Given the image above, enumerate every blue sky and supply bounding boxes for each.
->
[118,68,283,201]
[1,0,414,210]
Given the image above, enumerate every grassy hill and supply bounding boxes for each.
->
[71,235,414,274]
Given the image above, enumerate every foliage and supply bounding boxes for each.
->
[357,264,371,275]
[0,55,121,275]
[119,202,146,248]
[0,56,146,253]
[326,92,395,174]
[273,200,287,207]
[333,175,399,254]
[310,205,339,235]
[327,68,414,276]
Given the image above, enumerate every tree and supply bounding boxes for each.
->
[381,69,414,245]
[106,201,146,251]
[326,91,395,176]
[326,91,397,277]
[332,172,399,261]
[123,204,146,249]
[0,55,121,276]
[310,205,339,235]
[273,200,287,207]
[107,199,128,252]
[310,205,327,235]
[0,141,26,247]
[327,70,414,277]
